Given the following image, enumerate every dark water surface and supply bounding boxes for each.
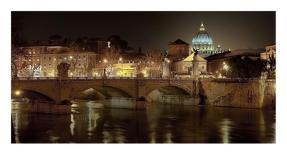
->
[12,100,275,143]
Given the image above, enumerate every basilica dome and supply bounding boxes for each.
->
[192,22,214,54]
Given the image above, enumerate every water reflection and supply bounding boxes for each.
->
[219,119,233,143]
[11,100,275,143]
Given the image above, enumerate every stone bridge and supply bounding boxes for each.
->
[11,77,276,109]
[12,77,199,104]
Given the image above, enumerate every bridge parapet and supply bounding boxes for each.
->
[12,78,199,105]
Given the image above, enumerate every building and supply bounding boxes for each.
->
[167,39,190,61]
[192,22,215,57]
[17,45,97,77]
[40,50,97,77]
[171,52,207,78]
[260,45,276,61]
[205,48,265,75]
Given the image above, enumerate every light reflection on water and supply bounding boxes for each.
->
[11,100,275,143]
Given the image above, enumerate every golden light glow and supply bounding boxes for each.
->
[142,69,147,75]
[103,59,108,63]
[69,56,73,59]
[14,90,21,96]
[119,57,123,62]
[223,62,229,71]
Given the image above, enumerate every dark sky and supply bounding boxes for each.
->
[12,11,275,50]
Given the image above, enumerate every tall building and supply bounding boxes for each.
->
[192,22,215,57]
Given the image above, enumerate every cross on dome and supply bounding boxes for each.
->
[200,21,205,31]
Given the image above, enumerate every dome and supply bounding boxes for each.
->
[192,23,213,45]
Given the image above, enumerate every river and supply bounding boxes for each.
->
[11,99,275,143]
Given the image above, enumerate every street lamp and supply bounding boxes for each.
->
[14,90,21,96]
[119,57,123,77]
[223,63,229,71]
[103,58,108,78]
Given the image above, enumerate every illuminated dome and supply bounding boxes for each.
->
[192,22,214,55]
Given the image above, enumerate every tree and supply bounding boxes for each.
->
[68,55,79,76]
[265,54,276,79]
[227,56,265,78]
[144,50,164,77]
[101,48,120,77]
[11,46,29,78]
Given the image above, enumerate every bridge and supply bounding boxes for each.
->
[12,77,199,105]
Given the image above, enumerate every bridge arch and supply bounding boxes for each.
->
[11,89,55,102]
[144,84,193,97]
[142,84,194,103]
[71,85,134,100]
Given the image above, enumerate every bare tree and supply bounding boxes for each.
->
[69,55,79,76]
[265,54,276,79]
[101,48,120,77]
[144,50,164,77]
[11,46,29,78]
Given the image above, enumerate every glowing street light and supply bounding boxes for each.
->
[103,59,108,63]
[69,56,73,59]
[223,62,229,71]
[142,69,147,76]
[14,90,21,96]
[119,57,123,62]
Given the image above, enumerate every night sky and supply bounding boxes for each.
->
[12,11,275,50]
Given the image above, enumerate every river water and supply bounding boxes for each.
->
[11,100,275,143]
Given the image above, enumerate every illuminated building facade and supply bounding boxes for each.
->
[40,51,97,77]
[260,45,276,61]
[17,46,97,77]
[172,52,207,78]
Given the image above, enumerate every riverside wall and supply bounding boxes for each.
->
[199,79,275,109]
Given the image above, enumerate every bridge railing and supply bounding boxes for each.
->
[12,76,267,81]
[12,76,199,80]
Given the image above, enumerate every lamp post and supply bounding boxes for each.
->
[119,57,123,77]
[103,58,108,78]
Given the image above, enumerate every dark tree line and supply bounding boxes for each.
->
[224,55,275,79]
